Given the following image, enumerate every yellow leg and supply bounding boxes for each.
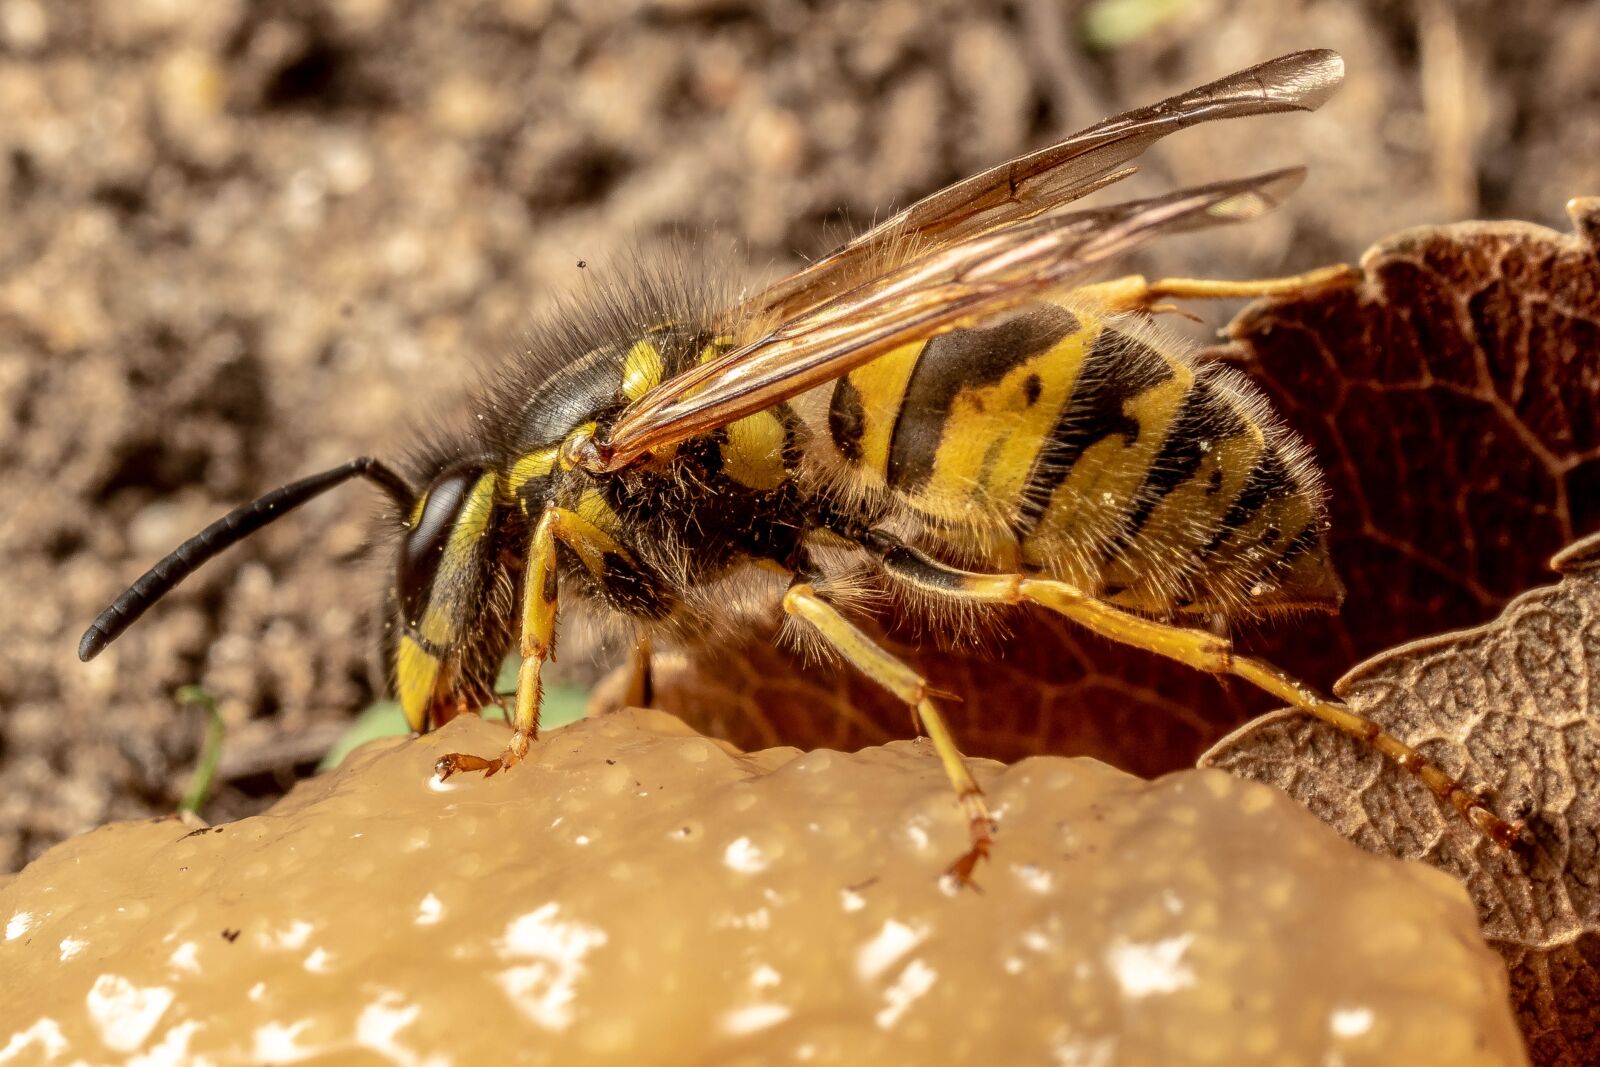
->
[623,633,655,708]
[1077,263,1357,315]
[873,539,1522,849]
[435,506,630,780]
[782,582,995,885]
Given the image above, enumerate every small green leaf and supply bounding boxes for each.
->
[492,653,589,730]
[319,675,592,772]
[540,684,589,730]
[1080,0,1193,49]
[318,701,412,772]
[176,685,226,816]
[494,654,519,695]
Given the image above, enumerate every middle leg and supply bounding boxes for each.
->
[782,581,996,884]
[623,633,655,708]
[435,506,629,779]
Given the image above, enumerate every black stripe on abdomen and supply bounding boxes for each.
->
[1269,523,1321,572]
[1101,381,1249,558]
[884,305,1080,491]
[1012,329,1175,537]
[1196,446,1297,560]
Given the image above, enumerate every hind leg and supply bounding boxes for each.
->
[864,534,1522,849]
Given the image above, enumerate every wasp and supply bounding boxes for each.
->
[80,50,1520,879]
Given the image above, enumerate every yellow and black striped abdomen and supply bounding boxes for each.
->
[825,304,1343,619]
[828,305,1095,522]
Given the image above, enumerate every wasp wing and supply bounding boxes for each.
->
[591,170,1304,470]
[747,49,1343,324]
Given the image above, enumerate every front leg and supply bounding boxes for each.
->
[435,507,562,779]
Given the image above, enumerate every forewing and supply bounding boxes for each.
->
[592,170,1305,469]
[749,49,1343,323]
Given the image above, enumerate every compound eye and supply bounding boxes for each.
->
[396,463,487,625]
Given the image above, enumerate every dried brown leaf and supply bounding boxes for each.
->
[1205,196,1600,695]
[1202,531,1600,1067]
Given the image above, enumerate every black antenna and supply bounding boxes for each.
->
[78,457,415,662]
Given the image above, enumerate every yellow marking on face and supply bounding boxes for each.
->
[409,469,497,649]
[396,635,440,732]
[507,447,560,498]
[448,471,498,548]
[622,339,664,403]
[418,604,457,648]
[721,409,789,490]
[848,340,924,480]
[407,492,428,530]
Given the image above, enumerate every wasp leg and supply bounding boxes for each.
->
[1076,263,1357,315]
[867,537,1523,851]
[782,581,995,886]
[623,633,655,709]
[434,509,561,780]
[435,506,631,780]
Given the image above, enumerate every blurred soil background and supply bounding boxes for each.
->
[1,0,1596,873]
